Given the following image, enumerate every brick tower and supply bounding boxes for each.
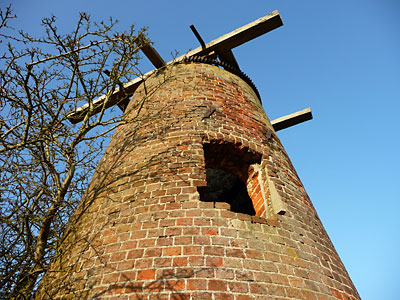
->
[37,11,360,300]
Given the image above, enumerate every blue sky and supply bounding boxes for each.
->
[4,0,400,299]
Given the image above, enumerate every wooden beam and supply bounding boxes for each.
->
[67,10,282,123]
[190,24,206,49]
[176,10,282,60]
[216,49,240,70]
[67,76,145,124]
[141,44,166,69]
[271,108,313,132]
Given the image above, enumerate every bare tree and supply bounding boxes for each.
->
[0,7,151,299]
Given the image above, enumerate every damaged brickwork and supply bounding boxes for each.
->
[36,63,360,300]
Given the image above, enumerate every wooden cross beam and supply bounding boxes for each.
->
[179,10,282,60]
[67,10,283,123]
[271,108,313,131]
[141,43,166,69]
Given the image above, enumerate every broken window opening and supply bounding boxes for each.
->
[198,168,256,215]
[198,142,261,215]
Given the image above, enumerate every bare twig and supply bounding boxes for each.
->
[0,10,153,299]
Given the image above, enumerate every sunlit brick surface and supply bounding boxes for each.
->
[37,63,360,300]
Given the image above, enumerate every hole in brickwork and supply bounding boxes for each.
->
[198,142,261,215]
[198,168,255,215]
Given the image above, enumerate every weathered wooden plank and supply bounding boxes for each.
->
[141,44,166,69]
[271,108,313,132]
[67,10,282,123]
[67,77,145,124]
[176,10,282,60]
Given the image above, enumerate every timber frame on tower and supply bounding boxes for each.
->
[67,10,312,131]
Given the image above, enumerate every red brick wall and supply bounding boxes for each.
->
[36,63,360,300]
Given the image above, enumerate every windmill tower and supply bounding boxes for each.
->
[37,11,360,300]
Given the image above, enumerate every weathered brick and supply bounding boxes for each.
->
[119,270,136,282]
[157,237,173,247]
[37,62,360,300]
[202,228,218,236]
[188,256,204,266]
[215,202,230,210]
[117,260,135,271]
[193,235,211,245]
[166,280,185,291]
[204,246,224,256]
[215,269,234,280]
[229,282,249,293]
[214,293,234,300]
[236,295,255,300]
[138,238,156,247]
[195,268,215,278]
[206,257,223,267]
[154,257,172,268]
[144,248,162,257]
[121,240,138,250]
[173,257,188,266]
[135,258,153,269]
[226,248,245,258]
[102,272,120,284]
[127,249,144,259]
[163,246,182,256]
[208,280,227,291]
[137,269,155,280]
[174,236,192,245]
